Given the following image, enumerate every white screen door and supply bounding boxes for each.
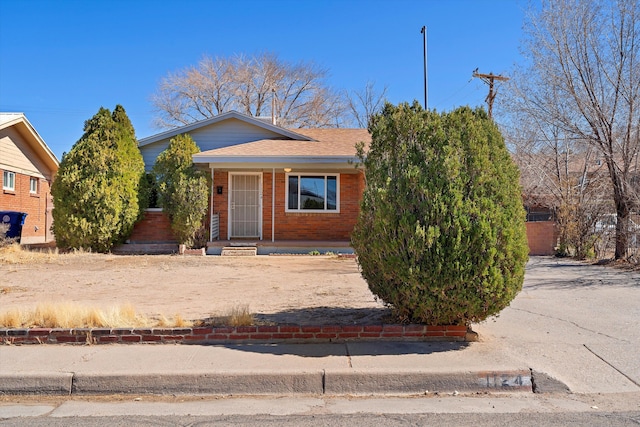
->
[230,174,261,238]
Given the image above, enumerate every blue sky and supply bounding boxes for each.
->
[0,0,527,160]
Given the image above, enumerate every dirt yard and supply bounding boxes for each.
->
[0,252,388,325]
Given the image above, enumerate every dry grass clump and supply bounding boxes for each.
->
[0,244,60,265]
[154,313,193,328]
[195,304,255,327]
[226,304,254,326]
[0,302,191,329]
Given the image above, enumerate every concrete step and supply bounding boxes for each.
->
[221,246,257,256]
[112,243,178,255]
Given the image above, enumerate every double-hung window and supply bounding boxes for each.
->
[3,171,15,191]
[30,177,38,194]
[286,174,339,212]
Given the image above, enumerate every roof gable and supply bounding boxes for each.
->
[138,110,314,148]
[0,113,59,175]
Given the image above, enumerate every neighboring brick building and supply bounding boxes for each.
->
[0,113,59,244]
[525,206,558,256]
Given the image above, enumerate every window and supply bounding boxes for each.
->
[286,174,339,212]
[30,177,38,194]
[2,171,15,191]
[525,206,553,222]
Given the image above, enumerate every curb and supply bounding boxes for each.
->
[0,372,73,395]
[323,370,533,395]
[0,370,535,396]
[71,372,325,395]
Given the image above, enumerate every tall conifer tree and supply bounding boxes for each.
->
[52,106,146,252]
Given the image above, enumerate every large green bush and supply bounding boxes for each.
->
[352,102,529,325]
[152,134,209,247]
[51,106,146,252]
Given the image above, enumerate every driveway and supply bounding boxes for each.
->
[474,256,640,393]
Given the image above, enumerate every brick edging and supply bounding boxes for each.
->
[0,324,471,345]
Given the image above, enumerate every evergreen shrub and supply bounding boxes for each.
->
[352,103,529,325]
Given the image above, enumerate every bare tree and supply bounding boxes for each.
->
[151,56,236,127]
[151,52,346,129]
[509,0,640,260]
[501,95,610,258]
[345,81,388,127]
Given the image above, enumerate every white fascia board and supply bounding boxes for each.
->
[206,162,360,171]
[192,155,360,165]
[197,157,362,171]
[21,117,60,168]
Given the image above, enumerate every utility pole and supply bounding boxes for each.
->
[472,70,508,118]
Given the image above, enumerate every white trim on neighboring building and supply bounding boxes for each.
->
[3,170,15,191]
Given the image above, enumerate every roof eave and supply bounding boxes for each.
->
[192,155,360,164]
[192,155,363,170]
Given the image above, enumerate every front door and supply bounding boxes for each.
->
[229,173,261,239]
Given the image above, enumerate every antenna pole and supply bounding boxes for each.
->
[421,26,428,110]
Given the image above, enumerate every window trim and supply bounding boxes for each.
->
[285,173,340,213]
[30,177,38,194]
[3,171,15,191]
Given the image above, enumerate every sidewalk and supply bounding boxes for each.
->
[0,340,546,396]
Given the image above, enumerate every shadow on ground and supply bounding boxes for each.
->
[524,256,640,290]
[220,340,470,357]
[253,306,392,326]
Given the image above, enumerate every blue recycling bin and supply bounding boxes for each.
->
[0,211,28,242]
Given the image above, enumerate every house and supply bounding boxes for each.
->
[134,110,551,256]
[136,111,368,254]
[0,113,59,244]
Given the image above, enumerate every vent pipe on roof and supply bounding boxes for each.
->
[271,88,277,126]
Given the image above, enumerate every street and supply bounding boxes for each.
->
[1,394,640,426]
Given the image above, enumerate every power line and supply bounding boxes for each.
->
[432,79,473,109]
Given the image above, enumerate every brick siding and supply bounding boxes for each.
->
[210,171,364,241]
[526,221,558,255]
[130,169,554,254]
[274,172,363,241]
[0,169,53,244]
[212,170,229,240]
[127,210,177,243]
[0,324,470,345]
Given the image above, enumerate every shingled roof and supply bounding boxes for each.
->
[195,128,370,158]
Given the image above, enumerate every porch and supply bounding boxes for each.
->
[206,239,354,256]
